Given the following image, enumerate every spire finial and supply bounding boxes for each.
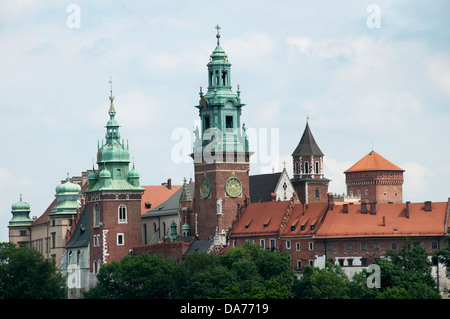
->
[108,77,116,117]
[67,172,70,181]
[215,24,221,45]
[20,193,22,201]
[109,77,114,101]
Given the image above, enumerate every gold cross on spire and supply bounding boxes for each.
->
[215,24,221,45]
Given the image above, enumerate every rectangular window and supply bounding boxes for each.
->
[260,239,265,249]
[117,233,124,246]
[297,260,302,269]
[225,116,233,130]
[361,243,367,250]
[51,232,56,249]
[431,242,438,249]
[204,116,211,131]
[347,243,353,251]
[374,242,380,250]
[327,243,333,251]
[270,239,276,250]
[392,243,398,250]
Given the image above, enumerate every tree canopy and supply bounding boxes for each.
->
[0,242,66,299]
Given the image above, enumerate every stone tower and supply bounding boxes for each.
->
[8,194,33,247]
[85,83,144,272]
[192,25,251,243]
[344,150,404,204]
[291,121,330,204]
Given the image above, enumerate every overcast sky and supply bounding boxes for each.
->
[0,1,449,242]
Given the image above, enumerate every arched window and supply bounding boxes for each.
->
[93,203,100,228]
[93,260,98,274]
[304,162,309,174]
[163,222,166,237]
[315,161,319,174]
[315,187,320,200]
[118,205,127,224]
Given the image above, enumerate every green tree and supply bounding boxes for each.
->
[84,253,178,299]
[0,242,66,299]
[293,262,354,299]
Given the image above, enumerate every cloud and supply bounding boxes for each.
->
[424,54,450,97]
[400,161,428,201]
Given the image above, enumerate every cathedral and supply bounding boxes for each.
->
[8,26,450,298]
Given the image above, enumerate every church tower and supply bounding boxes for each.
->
[291,121,330,204]
[193,25,250,243]
[85,82,144,272]
[8,194,33,248]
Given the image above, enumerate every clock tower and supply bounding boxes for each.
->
[192,25,251,243]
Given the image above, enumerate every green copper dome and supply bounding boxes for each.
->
[11,194,31,212]
[55,174,81,195]
[9,194,33,227]
[51,174,81,216]
[85,82,144,193]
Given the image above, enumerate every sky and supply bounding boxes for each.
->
[0,0,449,242]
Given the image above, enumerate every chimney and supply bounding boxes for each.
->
[270,192,277,201]
[167,178,172,190]
[370,203,377,215]
[382,216,386,227]
[425,201,432,212]
[328,193,334,210]
[343,204,348,214]
[361,202,367,214]
[406,201,410,219]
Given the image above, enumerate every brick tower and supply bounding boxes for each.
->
[344,150,404,203]
[85,82,144,272]
[192,25,251,244]
[291,121,330,204]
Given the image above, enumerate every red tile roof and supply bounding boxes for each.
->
[230,201,291,237]
[141,185,181,215]
[282,203,329,238]
[314,201,449,238]
[344,151,404,173]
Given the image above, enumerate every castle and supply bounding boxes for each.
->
[8,27,450,298]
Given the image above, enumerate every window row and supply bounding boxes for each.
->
[93,204,127,228]
[327,241,439,251]
[294,161,321,175]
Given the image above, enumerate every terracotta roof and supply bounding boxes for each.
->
[344,151,404,173]
[230,201,291,237]
[141,185,182,215]
[314,201,449,238]
[282,203,329,238]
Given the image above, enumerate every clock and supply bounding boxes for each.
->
[225,176,242,198]
[200,177,211,199]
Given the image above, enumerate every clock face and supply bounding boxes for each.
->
[225,177,242,198]
[200,177,211,199]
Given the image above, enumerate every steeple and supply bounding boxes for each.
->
[291,120,330,204]
[193,25,248,156]
[292,121,324,157]
[87,80,143,192]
